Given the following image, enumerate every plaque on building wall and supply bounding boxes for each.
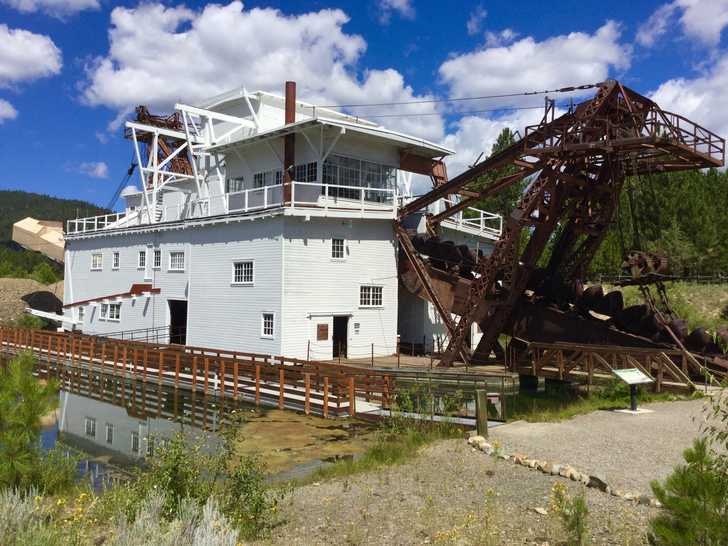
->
[317,324,328,341]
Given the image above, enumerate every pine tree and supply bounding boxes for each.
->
[649,438,728,546]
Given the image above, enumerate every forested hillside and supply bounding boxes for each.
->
[470,128,728,278]
[0,190,107,283]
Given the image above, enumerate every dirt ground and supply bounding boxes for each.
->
[258,399,710,545]
[0,277,63,322]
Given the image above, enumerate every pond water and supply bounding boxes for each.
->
[41,372,379,486]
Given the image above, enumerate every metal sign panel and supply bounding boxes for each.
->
[612,368,654,385]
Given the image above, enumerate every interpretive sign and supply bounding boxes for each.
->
[612,368,654,385]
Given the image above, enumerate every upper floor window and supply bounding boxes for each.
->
[261,313,274,338]
[332,238,345,259]
[169,251,185,271]
[77,306,85,323]
[153,249,161,269]
[323,155,396,202]
[232,260,254,285]
[293,162,318,183]
[253,169,282,188]
[108,303,121,321]
[360,285,383,308]
[138,250,146,269]
[226,177,245,193]
[112,251,120,269]
[100,303,108,320]
[91,253,102,271]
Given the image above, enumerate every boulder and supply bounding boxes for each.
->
[533,507,548,516]
[550,464,562,476]
[587,474,609,492]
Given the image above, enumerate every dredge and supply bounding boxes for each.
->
[397,80,726,389]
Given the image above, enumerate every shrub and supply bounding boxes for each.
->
[650,439,728,545]
[550,482,590,546]
[30,262,59,285]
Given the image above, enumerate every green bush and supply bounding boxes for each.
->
[30,262,59,284]
[0,352,75,494]
[650,438,728,545]
[550,482,590,546]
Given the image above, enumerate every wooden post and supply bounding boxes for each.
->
[122,346,128,376]
[220,360,226,396]
[348,376,356,416]
[233,359,239,400]
[323,377,329,418]
[304,373,311,415]
[158,351,164,382]
[278,368,285,409]
[204,358,210,394]
[307,340,310,362]
[192,356,198,390]
[371,343,374,367]
[142,349,148,382]
[475,389,489,437]
[255,365,261,406]
[175,354,180,388]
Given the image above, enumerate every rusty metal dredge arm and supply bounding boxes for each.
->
[396,80,724,366]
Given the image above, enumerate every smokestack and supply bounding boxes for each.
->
[283,81,296,202]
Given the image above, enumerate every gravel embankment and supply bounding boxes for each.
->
[0,278,63,322]
[491,399,708,495]
[259,439,657,545]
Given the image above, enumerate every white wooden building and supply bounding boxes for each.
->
[62,83,501,360]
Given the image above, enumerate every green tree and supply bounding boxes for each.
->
[470,128,521,219]
[0,352,59,491]
[30,262,58,285]
[649,438,728,545]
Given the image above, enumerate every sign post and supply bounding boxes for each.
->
[612,368,654,412]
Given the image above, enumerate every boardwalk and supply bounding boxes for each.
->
[0,327,393,418]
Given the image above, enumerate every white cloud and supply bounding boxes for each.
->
[651,53,728,142]
[637,0,728,48]
[466,5,486,36]
[75,161,109,179]
[0,98,18,123]
[484,28,519,48]
[1,0,99,17]
[0,24,62,86]
[439,21,630,103]
[81,2,443,141]
[377,0,415,24]
[441,108,547,179]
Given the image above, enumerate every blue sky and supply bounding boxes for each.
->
[1,0,727,208]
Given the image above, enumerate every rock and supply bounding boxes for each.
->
[579,473,590,485]
[513,453,527,465]
[611,489,623,497]
[638,495,651,506]
[528,459,538,469]
[650,498,662,508]
[468,435,486,447]
[541,462,553,474]
[498,453,509,460]
[550,463,562,476]
[588,474,609,492]
[533,507,548,516]
[624,492,636,501]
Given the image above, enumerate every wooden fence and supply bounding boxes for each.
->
[0,327,393,418]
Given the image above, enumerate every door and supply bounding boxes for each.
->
[332,316,348,359]
[168,300,187,345]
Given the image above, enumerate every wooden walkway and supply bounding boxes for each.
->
[0,327,393,418]
[510,341,723,393]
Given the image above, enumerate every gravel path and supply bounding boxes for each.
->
[491,399,708,495]
[259,440,656,545]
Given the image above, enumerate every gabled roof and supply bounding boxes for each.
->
[207,115,454,159]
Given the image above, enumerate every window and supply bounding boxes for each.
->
[84,417,96,437]
[153,249,161,269]
[91,253,102,271]
[108,303,121,321]
[360,285,383,307]
[323,154,396,202]
[261,313,274,338]
[169,251,185,271]
[293,162,317,183]
[253,169,282,188]
[138,250,146,269]
[332,238,345,259]
[112,251,120,269]
[100,303,108,320]
[226,176,245,193]
[146,436,155,457]
[105,423,114,445]
[232,260,254,285]
[77,306,85,323]
[130,432,140,454]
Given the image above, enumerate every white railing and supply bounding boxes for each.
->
[66,181,397,235]
[67,212,128,235]
[438,198,502,239]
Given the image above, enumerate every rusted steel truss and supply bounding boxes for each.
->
[396,80,724,367]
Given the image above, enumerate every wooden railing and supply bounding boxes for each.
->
[0,327,393,418]
[512,341,706,392]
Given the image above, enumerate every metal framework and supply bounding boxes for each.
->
[396,80,725,367]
